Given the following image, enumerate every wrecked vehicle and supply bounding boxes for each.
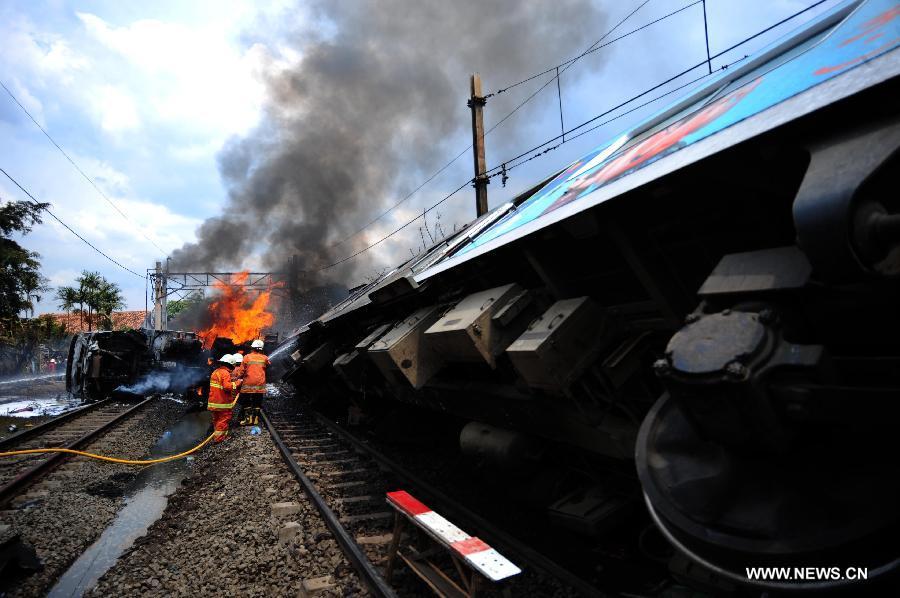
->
[66,329,209,402]
[272,2,900,594]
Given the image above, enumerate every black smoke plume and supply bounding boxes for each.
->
[170,0,608,285]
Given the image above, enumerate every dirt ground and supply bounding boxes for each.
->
[89,424,368,596]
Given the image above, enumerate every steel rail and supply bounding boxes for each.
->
[0,396,156,506]
[260,410,399,598]
[0,399,111,451]
[312,412,605,598]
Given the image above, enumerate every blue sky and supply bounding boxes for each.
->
[0,0,839,314]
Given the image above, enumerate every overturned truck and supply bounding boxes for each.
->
[66,329,208,402]
[274,3,900,593]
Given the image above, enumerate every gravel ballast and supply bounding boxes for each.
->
[0,396,187,597]
[89,423,367,596]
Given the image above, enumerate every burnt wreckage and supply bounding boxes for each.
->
[272,2,900,593]
[66,330,207,400]
[66,327,281,402]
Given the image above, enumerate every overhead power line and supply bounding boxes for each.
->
[487,58,745,179]
[708,0,831,59]
[328,144,472,250]
[481,0,653,138]
[484,1,702,98]
[319,179,472,271]
[0,167,146,278]
[329,0,658,250]
[0,79,168,255]
[483,0,835,179]
[321,0,838,270]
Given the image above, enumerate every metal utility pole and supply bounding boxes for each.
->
[468,73,489,217]
[153,260,168,331]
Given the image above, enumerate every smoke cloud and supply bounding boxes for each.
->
[170,0,608,285]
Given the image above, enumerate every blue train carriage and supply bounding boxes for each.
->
[276,1,899,592]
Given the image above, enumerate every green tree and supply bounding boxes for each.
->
[21,269,49,319]
[77,271,102,330]
[57,271,125,331]
[94,278,125,329]
[56,285,80,331]
[167,290,204,318]
[0,198,48,322]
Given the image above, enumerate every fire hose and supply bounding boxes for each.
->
[0,432,216,465]
[0,385,246,465]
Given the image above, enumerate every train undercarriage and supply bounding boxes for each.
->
[274,27,900,593]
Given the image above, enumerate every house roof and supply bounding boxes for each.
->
[47,311,148,334]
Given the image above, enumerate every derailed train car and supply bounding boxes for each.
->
[275,1,899,592]
[66,329,208,401]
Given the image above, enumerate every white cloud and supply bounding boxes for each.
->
[0,2,302,312]
[46,268,80,288]
[169,139,223,162]
[41,39,89,76]
[76,12,271,140]
[6,78,46,127]
[95,85,140,133]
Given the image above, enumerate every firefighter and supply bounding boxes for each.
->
[231,352,246,425]
[208,354,241,443]
[239,339,270,426]
[232,352,245,379]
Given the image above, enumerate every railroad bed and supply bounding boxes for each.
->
[0,398,154,505]
[264,401,597,596]
[3,388,600,596]
[0,396,186,597]
[87,409,368,596]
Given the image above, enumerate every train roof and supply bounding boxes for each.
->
[415,0,900,282]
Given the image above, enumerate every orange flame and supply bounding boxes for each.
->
[198,271,278,350]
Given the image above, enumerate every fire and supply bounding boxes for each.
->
[197,271,277,349]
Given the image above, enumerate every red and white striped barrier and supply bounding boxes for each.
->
[386,490,521,582]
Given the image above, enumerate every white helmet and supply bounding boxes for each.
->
[218,354,234,365]
[251,340,264,349]
[232,353,244,364]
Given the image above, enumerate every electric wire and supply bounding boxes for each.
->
[481,0,652,138]
[0,167,147,278]
[483,0,835,178]
[318,179,471,271]
[318,0,836,270]
[484,1,702,97]
[489,57,746,177]
[707,0,832,62]
[0,79,168,255]
[484,56,735,178]
[328,144,471,250]
[328,0,656,250]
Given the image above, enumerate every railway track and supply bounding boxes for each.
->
[0,397,154,506]
[264,404,604,597]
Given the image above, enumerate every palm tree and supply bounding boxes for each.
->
[21,271,48,319]
[95,280,125,329]
[56,286,77,332]
[77,271,102,330]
